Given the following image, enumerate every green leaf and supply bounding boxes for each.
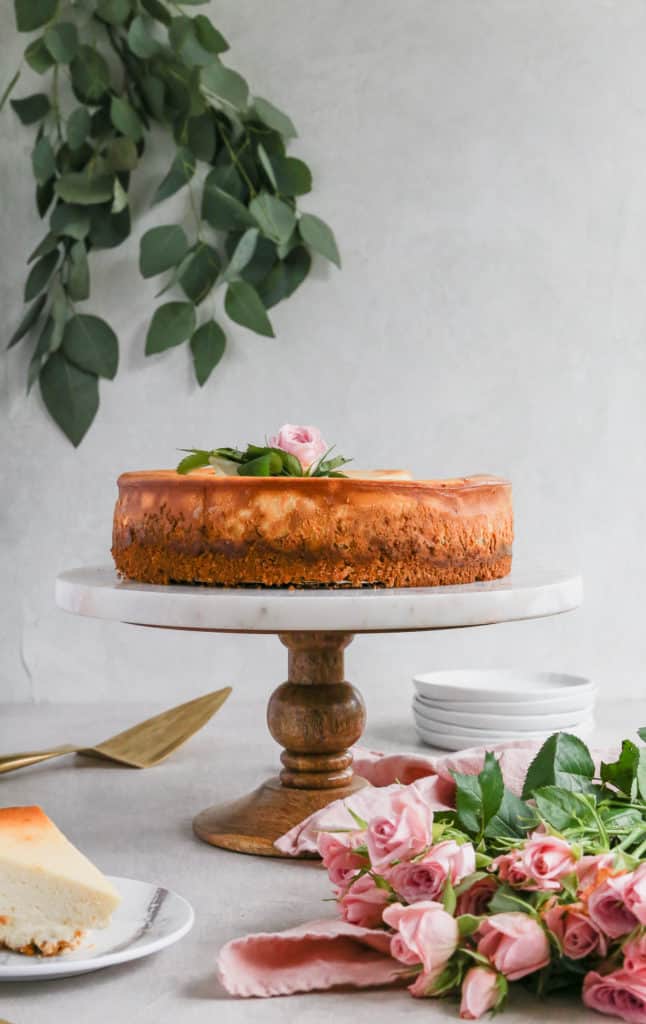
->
[110,96,143,141]
[141,74,166,119]
[249,192,296,244]
[142,0,171,25]
[257,247,310,309]
[484,789,537,839]
[637,749,646,802]
[257,143,277,189]
[67,240,90,300]
[11,93,50,125]
[55,173,115,205]
[177,449,211,473]
[200,63,248,109]
[522,733,596,798]
[8,295,47,349]
[238,452,282,476]
[480,752,505,823]
[183,111,216,161]
[442,878,457,915]
[24,250,58,301]
[174,0,210,4]
[112,178,128,214]
[50,203,91,239]
[190,320,225,385]
[39,350,99,447]
[453,754,504,838]
[639,728,646,743]
[127,15,159,58]
[457,914,484,938]
[106,137,139,172]
[179,243,220,304]
[202,180,255,231]
[533,786,595,832]
[193,16,228,53]
[28,232,59,262]
[24,39,54,73]
[224,280,274,337]
[145,301,196,353]
[62,314,118,378]
[153,147,195,205]
[27,316,55,392]
[488,885,536,916]
[88,205,131,249]
[67,106,91,150]
[32,136,56,185]
[299,213,340,267]
[225,228,258,278]
[71,47,111,103]
[229,234,276,285]
[96,0,131,24]
[15,0,59,32]
[252,96,297,139]
[207,162,245,199]
[44,22,79,63]
[601,740,640,798]
[139,225,189,278]
[169,16,216,67]
[36,178,55,218]
[272,156,312,196]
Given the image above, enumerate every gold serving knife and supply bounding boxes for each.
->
[0,687,231,774]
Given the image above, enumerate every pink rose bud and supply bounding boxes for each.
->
[576,853,616,893]
[587,873,639,939]
[520,832,577,891]
[583,968,646,1023]
[625,865,646,926]
[543,903,607,960]
[383,901,459,975]
[476,913,550,981]
[317,833,366,889]
[460,966,500,1020]
[491,851,531,888]
[624,934,646,974]
[456,876,498,917]
[366,787,433,872]
[268,424,328,470]
[338,872,389,929]
[388,840,475,904]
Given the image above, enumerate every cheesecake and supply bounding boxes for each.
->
[112,470,513,588]
[0,806,121,956]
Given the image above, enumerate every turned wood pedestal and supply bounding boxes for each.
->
[56,567,583,858]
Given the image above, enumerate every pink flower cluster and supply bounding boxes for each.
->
[318,787,646,1023]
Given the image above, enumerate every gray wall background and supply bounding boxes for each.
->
[2,0,645,706]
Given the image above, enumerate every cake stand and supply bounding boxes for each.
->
[55,567,582,857]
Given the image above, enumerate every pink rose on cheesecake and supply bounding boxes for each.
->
[269,424,328,470]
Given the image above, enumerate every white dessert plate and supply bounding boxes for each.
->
[412,697,594,731]
[413,670,594,705]
[0,876,193,981]
[414,721,593,752]
[414,692,596,716]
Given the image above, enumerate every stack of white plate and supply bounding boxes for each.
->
[412,670,596,751]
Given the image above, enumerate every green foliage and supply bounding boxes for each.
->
[522,733,596,798]
[177,442,351,478]
[7,0,340,445]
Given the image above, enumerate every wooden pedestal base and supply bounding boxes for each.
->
[192,631,368,857]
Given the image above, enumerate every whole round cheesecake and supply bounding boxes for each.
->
[112,469,513,588]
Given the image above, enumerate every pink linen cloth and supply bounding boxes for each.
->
[217,740,616,998]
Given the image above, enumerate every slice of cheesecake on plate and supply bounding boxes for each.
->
[0,806,120,956]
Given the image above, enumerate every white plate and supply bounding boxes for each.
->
[413,670,594,705]
[0,876,194,981]
[412,696,594,731]
[414,720,593,752]
[413,692,596,715]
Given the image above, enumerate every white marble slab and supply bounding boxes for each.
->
[56,566,582,633]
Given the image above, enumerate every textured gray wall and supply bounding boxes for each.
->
[2,1,645,705]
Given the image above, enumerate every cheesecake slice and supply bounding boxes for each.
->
[0,806,121,956]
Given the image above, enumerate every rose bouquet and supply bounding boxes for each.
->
[318,730,646,1021]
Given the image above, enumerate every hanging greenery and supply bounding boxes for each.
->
[4,0,340,446]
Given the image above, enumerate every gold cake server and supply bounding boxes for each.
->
[0,687,231,774]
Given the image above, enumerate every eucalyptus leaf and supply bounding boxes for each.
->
[299,212,340,267]
[182,111,216,161]
[62,314,118,378]
[252,96,297,139]
[127,15,159,58]
[112,178,128,214]
[11,93,50,125]
[24,250,58,301]
[88,204,131,249]
[111,96,143,141]
[190,320,226,385]
[24,39,54,74]
[39,350,99,447]
[201,63,248,109]
[169,16,216,67]
[141,0,171,25]
[106,137,139,172]
[228,234,277,285]
[15,0,59,32]
[55,172,115,205]
[256,143,277,189]
[27,316,55,392]
[44,22,79,63]
[32,136,56,185]
[153,147,195,205]
[141,74,166,120]
[71,46,111,103]
[67,106,91,149]
[140,225,189,278]
[95,0,131,24]
[272,156,312,196]
[225,228,258,279]
[36,178,55,218]
[28,232,59,263]
[179,243,220,304]
[194,16,228,53]
[50,203,91,239]
[202,180,255,231]
[145,301,196,353]
[224,280,274,337]
[250,192,296,244]
[67,240,90,300]
[257,246,310,308]
[7,295,47,349]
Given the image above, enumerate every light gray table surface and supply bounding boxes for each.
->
[0,692,641,1024]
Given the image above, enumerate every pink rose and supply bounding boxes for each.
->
[583,969,646,1024]
[388,840,475,904]
[339,872,389,929]
[477,913,550,981]
[408,968,446,998]
[588,873,638,939]
[456,876,498,917]
[624,935,646,974]
[367,787,433,872]
[318,833,366,889]
[626,865,646,926]
[383,901,458,975]
[491,851,531,888]
[460,966,500,1020]
[268,424,328,470]
[520,832,577,892]
[576,854,616,893]
[543,903,607,960]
